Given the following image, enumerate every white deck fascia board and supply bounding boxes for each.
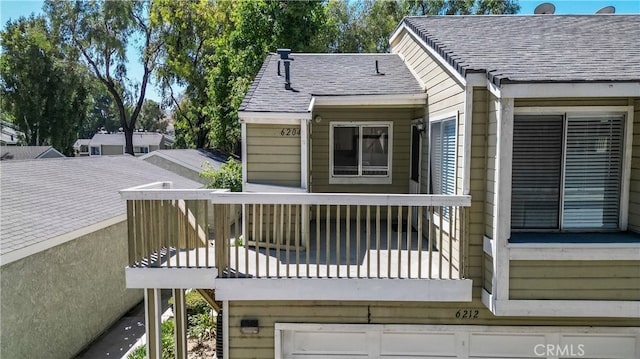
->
[313,93,427,107]
[215,278,473,302]
[125,267,218,289]
[1,214,127,266]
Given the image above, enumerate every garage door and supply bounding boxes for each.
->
[275,324,639,359]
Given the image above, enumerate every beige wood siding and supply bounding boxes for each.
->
[246,123,301,187]
[510,260,640,300]
[629,98,640,231]
[227,300,639,358]
[311,108,417,194]
[102,145,123,155]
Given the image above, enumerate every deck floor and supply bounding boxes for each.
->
[142,220,460,279]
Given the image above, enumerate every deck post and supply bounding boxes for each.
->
[172,289,188,359]
[144,288,162,359]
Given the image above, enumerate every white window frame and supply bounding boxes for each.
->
[427,112,458,226]
[329,121,393,185]
[512,106,633,232]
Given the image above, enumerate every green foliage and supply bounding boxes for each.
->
[126,319,175,359]
[139,99,167,133]
[184,290,211,316]
[0,15,91,155]
[200,158,242,192]
[187,312,215,344]
[126,345,146,359]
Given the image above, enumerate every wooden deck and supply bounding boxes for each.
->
[141,220,459,280]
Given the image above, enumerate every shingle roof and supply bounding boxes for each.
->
[0,156,202,257]
[240,53,424,113]
[402,15,640,85]
[90,132,167,147]
[0,146,64,160]
[142,149,237,173]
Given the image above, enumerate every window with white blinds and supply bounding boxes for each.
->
[511,113,625,231]
[429,118,456,196]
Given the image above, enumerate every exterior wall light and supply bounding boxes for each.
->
[240,319,259,334]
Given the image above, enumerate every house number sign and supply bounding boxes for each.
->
[455,309,479,319]
[280,128,301,136]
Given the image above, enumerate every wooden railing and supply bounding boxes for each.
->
[121,183,471,280]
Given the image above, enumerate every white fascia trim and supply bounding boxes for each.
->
[463,87,473,195]
[0,214,126,266]
[313,93,427,107]
[215,278,473,302]
[241,122,248,190]
[508,243,640,261]
[125,267,218,288]
[500,82,640,98]
[489,296,640,318]
[389,23,466,87]
[239,112,311,124]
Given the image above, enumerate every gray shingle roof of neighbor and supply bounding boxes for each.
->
[240,53,424,113]
[141,149,237,173]
[0,156,202,257]
[0,146,64,160]
[90,132,167,147]
[401,15,640,85]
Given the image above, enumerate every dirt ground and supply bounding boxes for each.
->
[188,337,216,358]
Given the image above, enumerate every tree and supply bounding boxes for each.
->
[46,0,162,155]
[0,15,91,155]
[150,0,223,149]
[78,80,122,138]
[139,99,167,133]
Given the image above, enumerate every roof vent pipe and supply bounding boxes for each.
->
[284,60,291,90]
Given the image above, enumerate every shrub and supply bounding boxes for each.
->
[200,157,242,192]
[185,290,211,316]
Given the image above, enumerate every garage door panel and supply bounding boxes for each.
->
[469,333,545,358]
[560,334,638,359]
[380,331,457,357]
[284,330,369,357]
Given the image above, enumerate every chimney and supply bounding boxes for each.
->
[277,48,292,90]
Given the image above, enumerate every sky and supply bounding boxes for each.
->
[1,0,639,102]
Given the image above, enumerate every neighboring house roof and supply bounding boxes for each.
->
[399,15,640,86]
[89,132,168,147]
[0,156,202,263]
[73,139,91,148]
[141,149,236,173]
[240,53,424,113]
[0,146,65,160]
[1,122,21,145]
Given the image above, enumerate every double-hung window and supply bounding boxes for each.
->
[429,117,457,196]
[330,122,392,184]
[511,113,625,231]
